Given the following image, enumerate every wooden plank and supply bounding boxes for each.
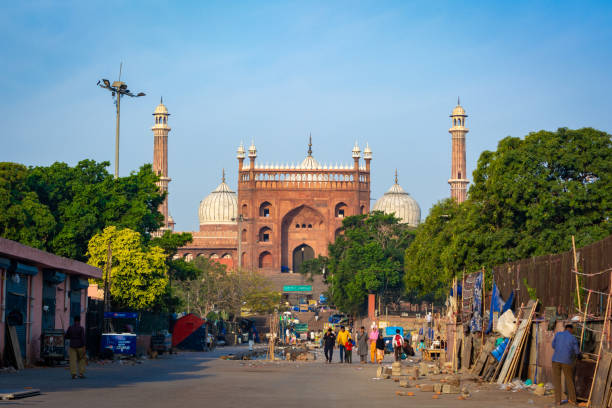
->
[590,351,612,408]
[472,337,495,375]
[7,326,24,370]
[0,389,41,400]
[462,334,473,371]
[505,301,537,382]
[497,300,535,384]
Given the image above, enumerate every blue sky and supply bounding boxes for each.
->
[2,1,611,231]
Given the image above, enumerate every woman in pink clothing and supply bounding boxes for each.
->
[369,326,379,363]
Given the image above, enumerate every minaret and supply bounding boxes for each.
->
[449,98,469,203]
[152,98,172,234]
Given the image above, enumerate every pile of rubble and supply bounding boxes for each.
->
[375,361,471,400]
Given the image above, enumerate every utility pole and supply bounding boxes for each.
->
[97,63,146,178]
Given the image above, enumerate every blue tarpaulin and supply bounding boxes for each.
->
[486,282,514,334]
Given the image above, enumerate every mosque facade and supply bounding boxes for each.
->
[150,100,472,295]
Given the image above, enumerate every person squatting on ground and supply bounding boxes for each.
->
[392,329,404,362]
[65,315,86,379]
[336,326,349,363]
[375,331,386,364]
[323,327,336,363]
[369,325,379,363]
[357,326,369,363]
[552,324,581,406]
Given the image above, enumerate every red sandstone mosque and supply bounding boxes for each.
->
[151,99,469,296]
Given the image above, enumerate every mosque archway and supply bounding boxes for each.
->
[292,244,314,273]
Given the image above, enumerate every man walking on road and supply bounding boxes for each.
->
[323,328,336,363]
[65,315,86,379]
[552,324,581,406]
[357,326,369,363]
[336,326,349,363]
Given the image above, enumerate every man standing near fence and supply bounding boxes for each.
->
[65,315,87,379]
[551,323,581,406]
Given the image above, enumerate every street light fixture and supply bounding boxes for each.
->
[97,64,145,178]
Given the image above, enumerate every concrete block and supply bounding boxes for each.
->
[433,383,443,393]
[419,384,434,392]
[442,384,460,394]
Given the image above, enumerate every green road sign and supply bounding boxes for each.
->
[283,285,312,292]
[294,323,308,333]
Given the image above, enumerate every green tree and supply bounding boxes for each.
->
[150,230,197,281]
[26,160,165,261]
[327,211,415,314]
[87,226,169,310]
[405,127,612,301]
[0,162,56,249]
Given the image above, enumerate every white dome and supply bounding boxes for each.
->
[198,179,237,225]
[373,181,421,227]
[300,155,321,169]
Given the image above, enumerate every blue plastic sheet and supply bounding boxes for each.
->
[486,282,514,334]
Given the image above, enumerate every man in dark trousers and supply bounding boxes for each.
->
[323,327,336,363]
[552,323,581,406]
[65,315,86,379]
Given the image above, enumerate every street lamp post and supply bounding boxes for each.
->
[97,66,145,178]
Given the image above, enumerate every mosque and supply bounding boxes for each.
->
[150,100,468,297]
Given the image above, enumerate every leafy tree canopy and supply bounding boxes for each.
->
[0,160,164,261]
[326,211,415,315]
[405,127,612,302]
[87,226,169,310]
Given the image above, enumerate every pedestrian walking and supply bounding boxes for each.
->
[357,326,369,363]
[369,325,379,363]
[323,327,336,363]
[65,315,86,379]
[392,329,404,362]
[375,331,385,364]
[345,336,353,363]
[336,325,349,363]
[552,324,581,406]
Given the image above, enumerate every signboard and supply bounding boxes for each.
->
[283,285,312,292]
[294,323,308,333]
[104,312,138,319]
[101,333,137,356]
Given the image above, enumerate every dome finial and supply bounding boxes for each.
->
[395,169,398,184]
[222,168,226,183]
[161,96,163,104]
[457,96,460,106]
[308,133,313,156]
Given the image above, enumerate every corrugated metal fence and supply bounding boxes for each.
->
[493,235,612,316]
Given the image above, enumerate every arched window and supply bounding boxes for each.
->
[259,227,272,242]
[335,202,348,218]
[241,203,248,216]
[241,229,247,242]
[295,224,300,228]
[184,253,193,261]
[307,224,312,228]
[222,253,232,259]
[301,224,306,228]
[259,201,272,217]
[258,251,273,268]
[360,205,365,214]
[210,253,219,259]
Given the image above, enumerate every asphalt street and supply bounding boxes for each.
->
[0,345,554,407]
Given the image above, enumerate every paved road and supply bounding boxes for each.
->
[1,345,553,407]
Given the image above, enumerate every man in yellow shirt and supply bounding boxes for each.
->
[336,326,350,363]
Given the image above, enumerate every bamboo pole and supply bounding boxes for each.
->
[452,277,458,373]
[572,236,582,313]
[587,273,612,406]
[580,290,592,350]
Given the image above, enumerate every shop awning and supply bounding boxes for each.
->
[43,269,66,285]
[70,275,89,290]
[14,262,38,276]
